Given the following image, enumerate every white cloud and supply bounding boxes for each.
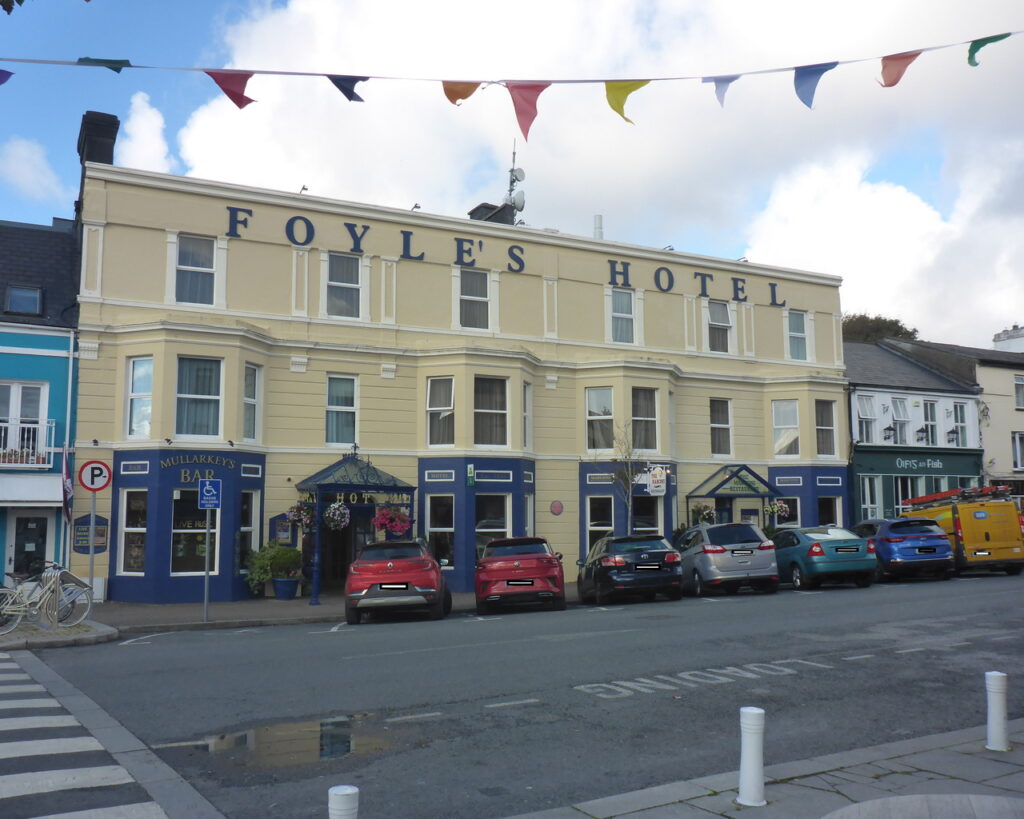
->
[116,92,175,174]
[0,137,74,205]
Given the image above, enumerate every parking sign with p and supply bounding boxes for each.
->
[78,460,112,493]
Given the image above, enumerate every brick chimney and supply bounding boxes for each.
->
[76,111,120,165]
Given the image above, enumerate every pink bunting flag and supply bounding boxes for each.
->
[879,51,921,87]
[506,82,550,140]
[206,71,255,109]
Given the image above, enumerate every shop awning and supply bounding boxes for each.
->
[0,474,63,507]
[686,464,778,499]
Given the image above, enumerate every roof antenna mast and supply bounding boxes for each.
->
[505,141,526,215]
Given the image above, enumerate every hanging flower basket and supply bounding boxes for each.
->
[691,503,716,525]
[371,505,411,536]
[285,502,314,533]
[324,501,351,532]
[763,500,790,520]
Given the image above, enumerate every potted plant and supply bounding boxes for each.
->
[246,543,303,600]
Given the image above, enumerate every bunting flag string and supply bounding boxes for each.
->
[0,29,1018,138]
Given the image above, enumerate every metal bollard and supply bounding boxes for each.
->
[736,706,767,807]
[328,784,359,818]
[985,671,1010,752]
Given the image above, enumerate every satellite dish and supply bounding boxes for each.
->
[511,190,525,211]
[511,167,526,182]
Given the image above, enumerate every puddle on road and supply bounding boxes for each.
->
[153,714,391,768]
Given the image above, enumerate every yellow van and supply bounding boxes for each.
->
[901,486,1024,575]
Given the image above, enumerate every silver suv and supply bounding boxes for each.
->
[674,523,779,595]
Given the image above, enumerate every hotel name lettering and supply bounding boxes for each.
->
[160,454,238,483]
[225,206,791,307]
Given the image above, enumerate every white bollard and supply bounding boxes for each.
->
[328,784,359,819]
[985,671,1010,752]
[736,706,767,807]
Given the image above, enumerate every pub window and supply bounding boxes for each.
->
[787,310,807,361]
[475,494,509,558]
[523,382,533,451]
[710,398,731,456]
[459,269,490,330]
[772,399,800,456]
[326,375,356,445]
[427,495,455,567]
[427,377,454,446]
[243,364,260,442]
[119,490,147,575]
[236,491,258,574]
[170,489,218,575]
[815,400,836,456]
[707,300,732,353]
[632,387,657,450]
[175,235,215,305]
[127,358,153,438]
[586,386,613,450]
[860,476,881,520]
[473,376,507,446]
[588,496,614,548]
[176,357,221,436]
[632,496,660,534]
[611,288,635,344]
[326,252,362,318]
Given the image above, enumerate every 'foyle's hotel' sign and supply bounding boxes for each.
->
[223,206,792,307]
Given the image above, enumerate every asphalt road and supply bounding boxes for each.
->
[38,573,1024,819]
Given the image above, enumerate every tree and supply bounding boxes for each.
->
[2,0,90,13]
[841,313,918,342]
[609,421,646,535]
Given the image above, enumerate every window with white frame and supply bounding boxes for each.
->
[891,397,909,445]
[588,496,613,548]
[176,358,221,436]
[777,496,800,526]
[787,310,808,360]
[524,492,535,536]
[952,402,967,447]
[1013,432,1024,470]
[0,382,44,458]
[1016,375,1024,409]
[170,489,218,575]
[5,285,42,315]
[860,475,880,519]
[586,387,614,450]
[459,269,490,329]
[923,400,937,445]
[427,377,454,446]
[427,495,455,566]
[176,235,215,305]
[895,475,923,511]
[326,375,356,445]
[632,496,660,534]
[857,395,875,443]
[243,364,259,442]
[710,398,731,456]
[475,494,509,557]
[707,300,731,353]
[120,490,147,574]
[611,288,635,344]
[815,399,836,456]
[523,382,532,450]
[474,377,507,446]
[632,387,656,450]
[127,358,152,438]
[237,490,258,573]
[326,253,361,318]
[772,399,800,456]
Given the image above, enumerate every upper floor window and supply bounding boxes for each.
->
[176,358,220,436]
[772,399,799,456]
[460,269,490,330]
[815,399,836,456]
[709,398,731,456]
[1013,432,1024,470]
[611,288,634,344]
[1015,375,1024,410]
[474,376,507,446]
[127,358,152,438]
[891,397,909,445]
[0,382,45,457]
[787,311,807,361]
[631,387,656,450]
[951,402,967,447]
[326,375,356,445]
[523,382,533,450]
[586,387,613,450]
[922,400,937,446]
[5,285,42,315]
[857,395,875,443]
[176,235,215,305]
[327,253,361,318]
[427,377,454,446]
[243,364,260,442]
[707,300,731,353]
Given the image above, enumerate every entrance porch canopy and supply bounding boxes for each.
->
[684,464,779,526]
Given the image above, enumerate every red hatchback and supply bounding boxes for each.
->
[344,539,451,625]
[475,537,566,614]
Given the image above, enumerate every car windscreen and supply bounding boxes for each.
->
[799,527,859,540]
[706,525,762,545]
[483,542,551,558]
[889,520,945,535]
[358,545,424,561]
[610,538,672,553]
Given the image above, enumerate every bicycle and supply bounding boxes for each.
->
[0,562,94,635]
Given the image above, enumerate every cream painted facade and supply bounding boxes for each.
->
[73,163,849,601]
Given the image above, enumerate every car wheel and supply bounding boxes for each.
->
[475,599,491,616]
[668,588,683,601]
[761,580,779,594]
[345,606,361,626]
[854,573,873,588]
[723,584,740,595]
[1006,565,1023,576]
[429,595,446,620]
[692,571,705,597]
[939,570,954,581]
[595,584,611,606]
[443,588,453,615]
[551,595,567,611]
[791,565,805,590]
[642,591,657,602]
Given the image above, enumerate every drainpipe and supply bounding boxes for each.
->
[62,329,76,564]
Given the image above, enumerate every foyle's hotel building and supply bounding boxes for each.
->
[71,115,850,602]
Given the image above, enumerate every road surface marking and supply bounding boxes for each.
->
[119,632,176,646]
[309,623,348,633]
[794,590,823,595]
[584,607,624,612]
[385,712,443,723]
[991,635,1015,641]
[895,648,925,654]
[700,598,722,603]
[946,642,970,647]
[0,765,134,799]
[0,698,62,709]
[0,685,45,694]
[0,736,104,760]
[485,699,540,709]
[0,715,79,732]
[0,673,30,681]
[842,654,875,661]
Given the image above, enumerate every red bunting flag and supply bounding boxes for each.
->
[879,51,921,87]
[506,82,550,140]
[442,81,480,105]
[206,71,256,109]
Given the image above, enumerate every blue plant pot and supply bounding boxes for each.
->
[272,577,300,601]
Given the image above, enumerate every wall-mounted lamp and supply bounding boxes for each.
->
[915,426,929,443]
[227,440,235,447]
[92,439,99,446]
[164,438,173,445]
[946,429,959,445]
[882,425,895,441]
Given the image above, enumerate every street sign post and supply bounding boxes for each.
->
[198,479,222,622]
[78,460,112,598]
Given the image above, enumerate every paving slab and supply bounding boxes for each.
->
[893,749,1022,782]
[821,793,1024,818]
[573,781,712,818]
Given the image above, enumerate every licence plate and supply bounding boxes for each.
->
[732,550,753,556]
[974,550,991,556]
[507,579,534,586]
[636,564,661,570]
[835,547,859,553]
[917,547,936,554]
[380,583,408,590]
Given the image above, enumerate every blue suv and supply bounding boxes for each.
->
[851,518,955,580]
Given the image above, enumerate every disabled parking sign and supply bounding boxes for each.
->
[198,478,222,509]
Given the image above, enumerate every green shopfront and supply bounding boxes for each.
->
[851,448,983,521]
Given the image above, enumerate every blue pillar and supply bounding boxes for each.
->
[310,492,322,606]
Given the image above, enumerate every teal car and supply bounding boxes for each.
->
[772,526,876,590]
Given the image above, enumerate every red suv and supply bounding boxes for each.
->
[344,539,451,625]
[475,537,566,614]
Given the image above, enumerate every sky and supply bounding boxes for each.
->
[2,0,1023,348]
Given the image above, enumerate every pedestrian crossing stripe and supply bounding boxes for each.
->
[0,765,136,799]
[0,735,105,760]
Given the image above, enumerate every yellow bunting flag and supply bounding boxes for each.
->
[605,80,650,123]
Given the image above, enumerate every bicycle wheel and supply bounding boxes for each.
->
[0,588,24,635]
[57,583,93,626]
